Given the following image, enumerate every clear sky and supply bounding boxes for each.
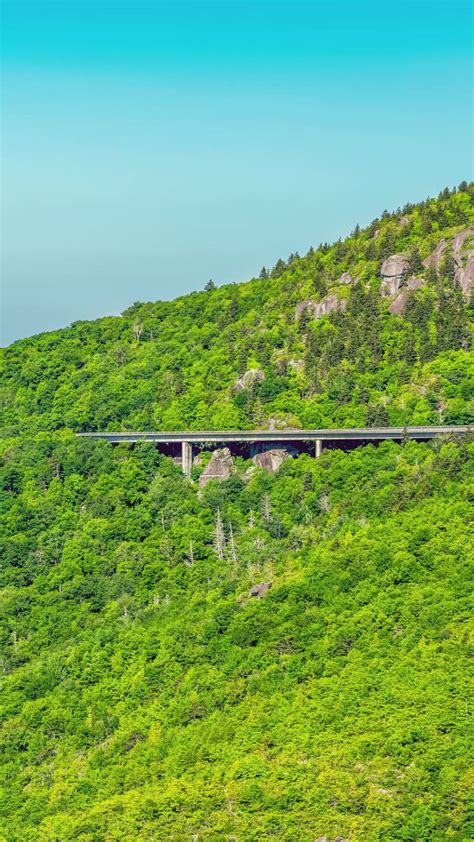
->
[1,0,472,345]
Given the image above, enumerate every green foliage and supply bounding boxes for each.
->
[0,184,473,840]
[1,185,473,438]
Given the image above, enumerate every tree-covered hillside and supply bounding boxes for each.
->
[1,183,473,436]
[0,185,473,841]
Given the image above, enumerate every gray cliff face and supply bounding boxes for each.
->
[388,278,425,316]
[457,255,474,298]
[198,448,235,487]
[380,276,403,297]
[295,294,347,321]
[422,226,474,297]
[453,228,474,297]
[296,226,473,327]
[388,292,409,316]
[423,238,447,269]
[380,254,409,280]
[380,255,409,297]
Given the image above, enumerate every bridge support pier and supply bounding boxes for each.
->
[315,439,322,458]
[181,441,192,477]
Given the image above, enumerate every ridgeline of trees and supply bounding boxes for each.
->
[0,184,473,840]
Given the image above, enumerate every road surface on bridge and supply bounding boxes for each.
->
[77,426,470,444]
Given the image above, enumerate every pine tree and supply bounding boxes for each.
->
[377,225,397,260]
[407,246,423,275]
[439,247,457,284]
[427,263,438,285]
[271,258,287,278]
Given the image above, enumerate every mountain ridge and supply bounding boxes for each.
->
[0,183,473,841]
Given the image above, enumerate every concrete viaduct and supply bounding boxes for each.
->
[77,425,470,477]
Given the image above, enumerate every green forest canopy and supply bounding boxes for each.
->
[0,184,473,841]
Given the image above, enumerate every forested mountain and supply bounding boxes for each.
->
[1,185,473,841]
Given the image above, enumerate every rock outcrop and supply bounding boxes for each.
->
[388,293,409,316]
[288,358,304,373]
[457,255,474,297]
[453,228,474,297]
[249,582,272,598]
[251,445,297,473]
[388,277,425,316]
[295,294,347,321]
[235,368,265,391]
[381,254,409,279]
[380,255,409,297]
[198,448,234,487]
[381,276,402,297]
[452,227,474,261]
[423,238,446,269]
[338,271,355,285]
[422,227,474,297]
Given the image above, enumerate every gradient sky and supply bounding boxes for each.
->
[1,0,472,345]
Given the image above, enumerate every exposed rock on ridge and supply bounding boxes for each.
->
[251,444,297,473]
[235,369,265,391]
[198,448,235,487]
[295,294,347,321]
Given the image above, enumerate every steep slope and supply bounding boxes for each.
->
[1,184,473,436]
[0,185,473,842]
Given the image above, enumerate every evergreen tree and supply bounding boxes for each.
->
[407,245,423,275]
[271,258,287,277]
[439,247,457,284]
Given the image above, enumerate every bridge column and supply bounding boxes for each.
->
[315,439,323,458]
[181,441,192,477]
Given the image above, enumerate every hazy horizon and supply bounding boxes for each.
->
[1,0,473,346]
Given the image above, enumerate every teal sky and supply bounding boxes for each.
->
[1,0,472,345]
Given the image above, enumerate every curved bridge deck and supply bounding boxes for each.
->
[77,426,470,476]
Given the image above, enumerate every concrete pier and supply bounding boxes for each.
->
[182,441,193,477]
[76,425,471,476]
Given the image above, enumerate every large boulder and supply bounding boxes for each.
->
[249,582,272,598]
[381,254,409,279]
[198,448,235,487]
[235,368,265,391]
[380,255,409,297]
[295,294,347,321]
[251,445,297,473]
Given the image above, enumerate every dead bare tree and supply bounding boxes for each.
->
[261,493,271,521]
[184,540,195,568]
[132,322,143,341]
[227,522,238,563]
[213,509,226,560]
